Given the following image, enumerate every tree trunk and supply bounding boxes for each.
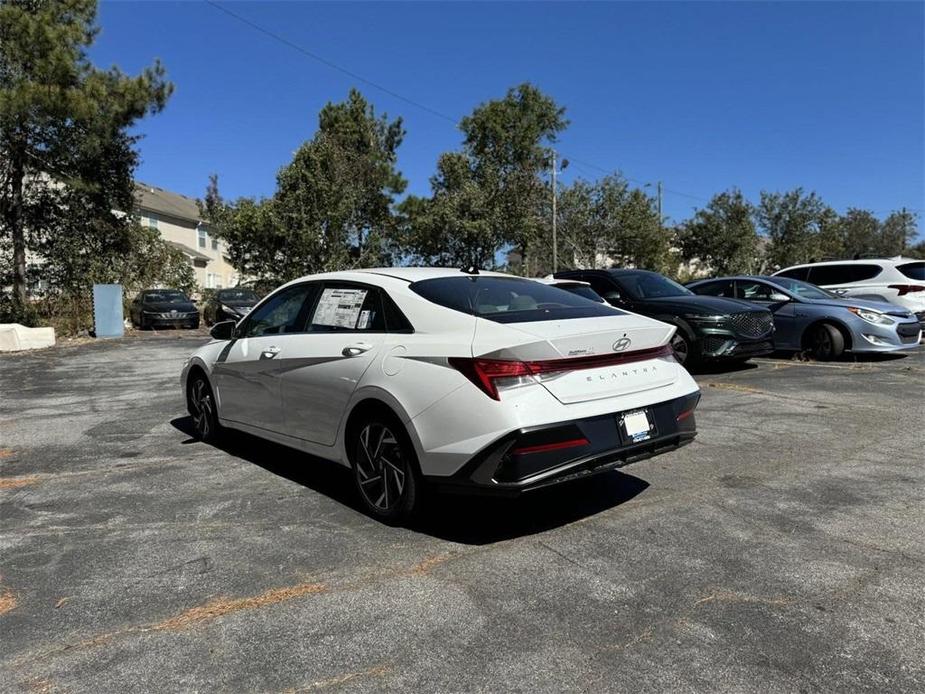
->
[8,150,27,309]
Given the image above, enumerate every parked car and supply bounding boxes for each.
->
[182,268,701,522]
[688,276,922,360]
[553,268,774,366]
[130,289,199,330]
[772,258,925,329]
[202,287,260,326]
[534,277,607,303]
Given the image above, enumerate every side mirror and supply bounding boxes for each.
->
[602,291,624,303]
[769,292,790,302]
[210,320,236,341]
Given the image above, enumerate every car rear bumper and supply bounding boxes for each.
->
[426,391,699,496]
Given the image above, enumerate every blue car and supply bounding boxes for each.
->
[687,276,922,360]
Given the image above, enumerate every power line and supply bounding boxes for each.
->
[205,1,459,125]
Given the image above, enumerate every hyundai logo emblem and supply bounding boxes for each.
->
[612,337,632,352]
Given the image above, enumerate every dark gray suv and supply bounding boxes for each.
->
[554,269,774,366]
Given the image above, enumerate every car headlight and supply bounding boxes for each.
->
[848,307,894,325]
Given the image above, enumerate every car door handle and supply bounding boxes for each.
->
[342,343,373,357]
[261,345,281,358]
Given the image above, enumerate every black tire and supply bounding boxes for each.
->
[670,330,697,366]
[349,411,421,524]
[139,315,149,330]
[808,323,845,361]
[187,373,221,443]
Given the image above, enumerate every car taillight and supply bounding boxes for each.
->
[449,344,674,400]
[888,284,925,296]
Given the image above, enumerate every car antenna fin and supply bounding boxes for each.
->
[460,265,480,275]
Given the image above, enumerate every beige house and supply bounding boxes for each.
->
[134,182,240,292]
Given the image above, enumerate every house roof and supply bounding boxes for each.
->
[135,182,203,224]
[166,240,212,263]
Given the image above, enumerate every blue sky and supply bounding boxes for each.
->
[91,1,924,228]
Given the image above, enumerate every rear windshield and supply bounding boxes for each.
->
[898,262,925,281]
[409,276,622,323]
[144,290,187,303]
[561,285,604,302]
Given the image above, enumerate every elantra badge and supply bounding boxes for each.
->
[612,337,632,352]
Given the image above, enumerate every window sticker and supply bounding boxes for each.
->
[313,288,368,328]
[357,309,371,330]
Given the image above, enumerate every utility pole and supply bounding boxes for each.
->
[657,180,663,231]
[551,151,558,273]
[550,151,569,273]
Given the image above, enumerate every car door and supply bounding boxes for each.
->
[734,279,797,347]
[212,283,318,431]
[279,282,394,446]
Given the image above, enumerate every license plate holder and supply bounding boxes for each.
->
[619,409,655,443]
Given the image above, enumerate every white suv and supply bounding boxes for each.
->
[773,258,925,327]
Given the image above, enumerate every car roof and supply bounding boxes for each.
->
[283,267,520,286]
[535,277,591,287]
[776,257,918,270]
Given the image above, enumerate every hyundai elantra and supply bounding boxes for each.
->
[181,268,700,522]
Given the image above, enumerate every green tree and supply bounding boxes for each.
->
[553,174,669,274]
[678,189,759,275]
[757,189,833,268]
[400,84,567,270]
[878,209,919,256]
[206,90,406,283]
[0,0,172,319]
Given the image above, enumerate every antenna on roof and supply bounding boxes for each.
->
[460,265,480,275]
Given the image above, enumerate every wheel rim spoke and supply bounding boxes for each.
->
[357,424,406,512]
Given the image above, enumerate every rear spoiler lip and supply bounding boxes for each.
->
[521,344,675,374]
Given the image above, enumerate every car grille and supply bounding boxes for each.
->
[897,323,922,340]
[730,312,773,338]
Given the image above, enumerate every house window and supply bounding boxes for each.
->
[211,237,219,251]
[198,228,207,248]
[144,213,158,230]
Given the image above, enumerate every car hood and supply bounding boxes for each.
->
[144,301,197,313]
[219,299,257,308]
[643,294,761,315]
[802,297,912,316]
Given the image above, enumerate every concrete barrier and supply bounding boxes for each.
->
[0,324,56,352]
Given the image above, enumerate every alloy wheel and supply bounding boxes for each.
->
[190,377,215,440]
[812,327,832,358]
[671,333,689,364]
[355,423,407,512]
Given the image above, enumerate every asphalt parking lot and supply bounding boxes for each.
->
[1,333,923,692]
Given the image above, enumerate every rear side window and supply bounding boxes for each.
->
[775,267,810,281]
[898,262,925,281]
[808,264,882,285]
[692,280,734,298]
[410,276,622,323]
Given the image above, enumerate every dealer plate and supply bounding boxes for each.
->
[620,409,653,443]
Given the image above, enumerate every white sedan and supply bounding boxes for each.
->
[181,268,701,522]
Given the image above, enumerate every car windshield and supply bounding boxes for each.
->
[766,277,835,300]
[217,289,258,302]
[144,290,187,303]
[898,261,925,281]
[410,276,621,323]
[617,271,694,299]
